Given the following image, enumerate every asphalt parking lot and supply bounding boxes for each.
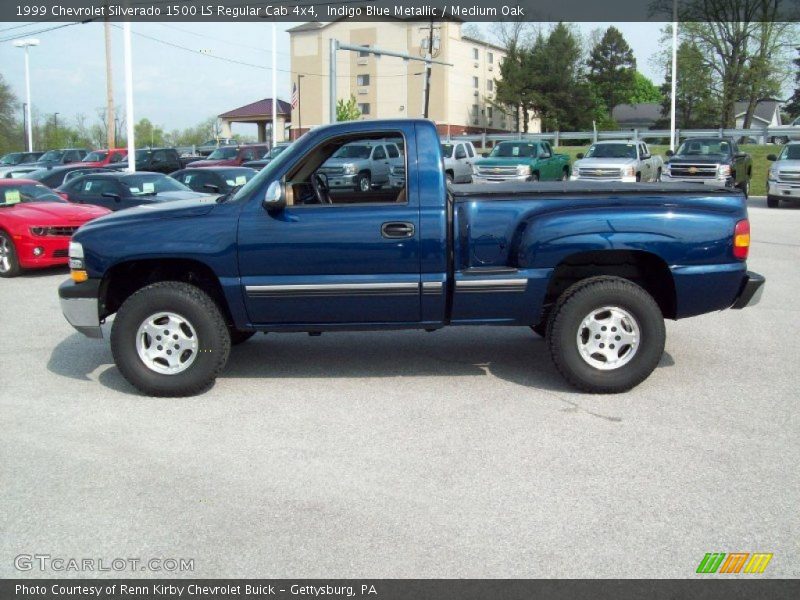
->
[1,197,798,579]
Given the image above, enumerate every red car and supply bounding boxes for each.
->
[80,148,128,168]
[186,144,268,168]
[0,179,110,277]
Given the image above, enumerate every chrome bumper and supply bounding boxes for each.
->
[472,174,529,184]
[59,279,103,338]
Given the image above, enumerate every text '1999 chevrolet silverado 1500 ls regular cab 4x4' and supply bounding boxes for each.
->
[58,119,765,397]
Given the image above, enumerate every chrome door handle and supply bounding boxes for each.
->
[381,221,415,238]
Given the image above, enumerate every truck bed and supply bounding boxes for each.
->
[450,181,738,197]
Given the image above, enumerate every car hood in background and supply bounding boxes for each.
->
[2,201,110,223]
[574,158,637,168]
[474,157,533,167]
[668,155,729,164]
[185,159,235,168]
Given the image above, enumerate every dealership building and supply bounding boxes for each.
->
[288,20,540,139]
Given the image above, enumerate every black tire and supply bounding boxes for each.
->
[356,172,371,193]
[738,179,749,199]
[561,168,569,181]
[445,172,454,185]
[767,195,779,208]
[546,276,666,393]
[229,329,256,345]
[635,173,641,182]
[111,281,231,397]
[530,172,540,182]
[655,168,662,182]
[0,231,21,278]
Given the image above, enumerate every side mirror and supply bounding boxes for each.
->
[101,192,121,202]
[665,150,674,157]
[262,180,286,213]
[539,152,551,159]
[203,183,220,193]
[576,153,584,159]
[767,154,777,161]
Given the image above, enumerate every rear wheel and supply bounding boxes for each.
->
[738,178,750,198]
[111,281,231,396]
[767,195,780,208]
[655,168,662,182]
[530,172,540,182]
[561,168,569,181]
[546,276,665,393]
[0,231,21,278]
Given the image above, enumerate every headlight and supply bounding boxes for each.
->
[68,241,85,271]
[30,226,47,236]
[717,164,732,177]
[342,164,356,175]
[516,164,531,176]
[622,166,636,177]
[663,164,671,175]
[768,167,778,181]
[472,164,480,175]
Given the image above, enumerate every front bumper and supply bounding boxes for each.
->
[324,174,358,189]
[571,175,638,183]
[16,236,71,270]
[58,278,103,338]
[730,271,765,309]
[662,174,733,187]
[472,174,530,184]
[767,181,800,198]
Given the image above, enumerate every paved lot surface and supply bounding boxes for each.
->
[1,197,798,579]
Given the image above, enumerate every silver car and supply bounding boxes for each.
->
[318,141,403,192]
[767,142,800,208]
[571,141,663,183]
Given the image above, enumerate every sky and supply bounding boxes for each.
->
[0,21,667,139]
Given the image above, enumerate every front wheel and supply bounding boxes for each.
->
[546,276,665,393]
[767,195,780,208]
[356,172,371,193]
[0,231,21,278]
[111,281,231,396]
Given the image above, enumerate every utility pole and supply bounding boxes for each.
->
[272,23,277,147]
[123,22,136,172]
[104,14,116,149]
[13,38,39,152]
[669,0,678,151]
[53,112,59,144]
[423,18,434,119]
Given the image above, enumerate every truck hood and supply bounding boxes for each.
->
[186,159,235,168]
[574,158,637,168]
[321,157,361,168]
[475,157,532,166]
[774,159,800,170]
[668,155,729,165]
[75,195,219,235]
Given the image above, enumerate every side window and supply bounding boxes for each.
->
[152,151,167,163]
[466,144,475,158]
[80,178,115,196]
[241,149,258,161]
[455,144,467,160]
[288,133,408,206]
[539,143,551,157]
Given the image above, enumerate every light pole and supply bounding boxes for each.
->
[13,38,40,152]
[670,0,678,151]
[53,112,59,145]
[297,74,304,135]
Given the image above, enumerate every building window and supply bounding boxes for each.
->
[486,79,493,92]
[472,104,479,117]
[358,45,370,58]
[358,103,370,115]
[472,47,479,60]
[488,52,494,64]
[487,107,493,119]
[473,76,479,89]
[357,74,370,86]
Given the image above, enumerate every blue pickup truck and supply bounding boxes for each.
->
[59,119,764,397]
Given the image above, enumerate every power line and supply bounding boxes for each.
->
[0,22,82,43]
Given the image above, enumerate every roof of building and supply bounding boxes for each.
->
[734,100,781,124]
[219,98,292,120]
[612,103,663,125]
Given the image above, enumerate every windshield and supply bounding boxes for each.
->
[779,145,800,160]
[39,150,65,162]
[24,168,57,182]
[489,142,536,158]
[1,153,23,165]
[676,139,732,156]
[332,145,371,159]
[585,144,638,159]
[267,145,288,159]
[123,174,190,196]
[441,144,454,158]
[83,151,108,162]
[1,183,64,206]
[207,147,239,160]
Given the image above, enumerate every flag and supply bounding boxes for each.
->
[291,83,298,109]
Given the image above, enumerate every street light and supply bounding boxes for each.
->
[12,38,40,152]
[53,112,59,143]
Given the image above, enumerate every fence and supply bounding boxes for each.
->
[447,126,798,148]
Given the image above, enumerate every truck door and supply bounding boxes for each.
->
[237,131,421,325]
[538,142,554,180]
[639,144,652,181]
[454,144,469,182]
[371,145,390,185]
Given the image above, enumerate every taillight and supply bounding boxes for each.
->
[57,192,69,201]
[733,219,750,260]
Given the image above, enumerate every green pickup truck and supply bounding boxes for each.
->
[472,140,571,183]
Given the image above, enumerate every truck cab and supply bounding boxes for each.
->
[473,140,570,183]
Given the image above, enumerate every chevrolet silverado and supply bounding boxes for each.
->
[58,119,764,397]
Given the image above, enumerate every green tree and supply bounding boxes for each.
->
[0,74,20,154]
[630,72,663,104]
[587,26,637,115]
[657,41,718,129]
[134,118,165,147]
[786,48,800,119]
[493,42,533,132]
[336,95,361,122]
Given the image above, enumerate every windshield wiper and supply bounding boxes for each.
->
[216,184,243,204]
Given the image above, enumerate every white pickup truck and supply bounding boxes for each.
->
[570,140,663,183]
